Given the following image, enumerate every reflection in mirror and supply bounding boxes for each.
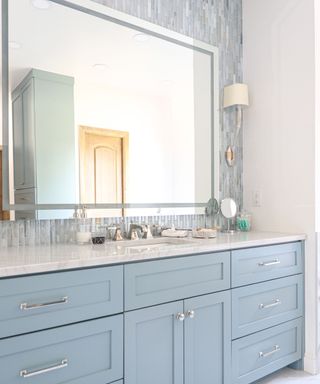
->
[6,0,218,219]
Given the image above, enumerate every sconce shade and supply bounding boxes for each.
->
[223,83,249,108]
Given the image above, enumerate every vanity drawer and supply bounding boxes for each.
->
[15,211,36,220]
[232,275,303,339]
[0,315,123,384]
[0,266,123,338]
[231,242,302,287]
[124,252,230,310]
[232,318,302,384]
[14,188,35,203]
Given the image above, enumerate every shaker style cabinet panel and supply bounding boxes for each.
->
[231,242,302,287]
[0,265,123,338]
[184,291,231,384]
[0,315,123,384]
[232,275,303,339]
[124,251,230,310]
[125,301,184,384]
[125,291,231,384]
[12,93,24,188]
[232,318,302,384]
[12,83,35,190]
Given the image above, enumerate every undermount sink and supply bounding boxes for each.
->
[118,237,195,252]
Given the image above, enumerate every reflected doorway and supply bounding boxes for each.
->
[79,126,128,217]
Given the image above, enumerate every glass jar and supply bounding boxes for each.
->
[236,212,252,232]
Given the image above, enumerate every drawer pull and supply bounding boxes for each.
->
[259,345,280,358]
[176,312,185,321]
[20,296,68,311]
[20,358,68,378]
[259,298,281,309]
[258,259,280,267]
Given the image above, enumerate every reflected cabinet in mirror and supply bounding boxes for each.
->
[3,0,219,219]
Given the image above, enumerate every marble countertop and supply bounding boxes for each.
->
[0,231,306,278]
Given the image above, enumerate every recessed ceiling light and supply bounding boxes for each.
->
[32,0,51,10]
[9,41,21,49]
[133,33,149,42]
[92,64,109,71]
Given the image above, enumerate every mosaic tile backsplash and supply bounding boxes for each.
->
[1,0,243,247]
[0,214,207,248]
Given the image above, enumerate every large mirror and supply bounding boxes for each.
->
[2,0,219,219]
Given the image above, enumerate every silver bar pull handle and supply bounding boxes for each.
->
[20,359,68,378]
[258,259,280,267]
[259,345,280,358]
[20,296,68,311]
[259,298,281,309]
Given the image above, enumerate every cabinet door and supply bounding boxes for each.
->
[184,291,231,384]
[21,81,35,188]
[12,94,24,188]
[125,301,184,384]
[12,82,35,190]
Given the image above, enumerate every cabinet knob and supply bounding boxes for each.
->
[176,312,185,321]
[186,310,195,319]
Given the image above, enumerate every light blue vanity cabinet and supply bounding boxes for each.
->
[124,251,230,310]
[232,318,302,384]
[125,291,231,384]
[232,274,303,339]
[231,242,304,384]
[0,240,304,384]
[125,301,185,384]
[231,242,302,287]
[184,291,231,384]
[0,316,123,384]
[0,265,123,338]
[12,81,35,190]
[12,69,77,219]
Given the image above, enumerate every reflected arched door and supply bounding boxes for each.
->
[80,126,128,217]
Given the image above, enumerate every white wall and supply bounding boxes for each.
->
[243,0,318,373]
[315,0,320,363]
[74,79,201,216]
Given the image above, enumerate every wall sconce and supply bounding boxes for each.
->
[223,83,249,167]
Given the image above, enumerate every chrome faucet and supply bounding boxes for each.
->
[128,224,142,240]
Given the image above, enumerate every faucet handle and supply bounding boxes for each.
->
[142,224,153,239]
[130,228,139,240]
[113,227,123,241]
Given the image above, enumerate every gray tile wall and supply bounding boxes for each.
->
[91,0,244,206]
[0,214,207,247]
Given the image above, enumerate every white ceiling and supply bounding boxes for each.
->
[9,0,210,95]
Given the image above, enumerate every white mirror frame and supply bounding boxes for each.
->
[1,0,219,212]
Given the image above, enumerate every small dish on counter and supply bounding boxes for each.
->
[192,228,217,239]
[161,229,189,238]
[91,233,106,244]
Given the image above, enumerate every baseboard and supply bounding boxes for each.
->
[304,353,319,374]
